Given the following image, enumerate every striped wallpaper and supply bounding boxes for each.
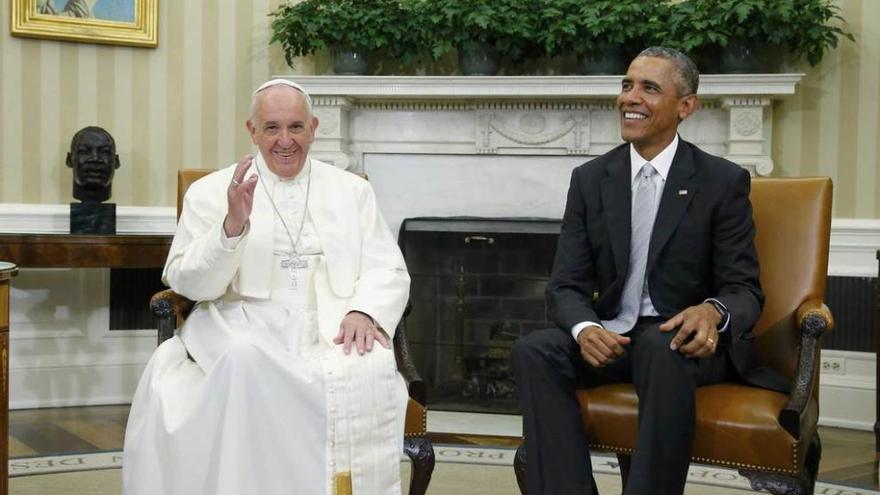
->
[0,0,298,207]
[773,0,880,218]
[1,0,878,218]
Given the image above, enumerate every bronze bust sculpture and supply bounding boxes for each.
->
[67,126,120,203]
[67,126,120,234]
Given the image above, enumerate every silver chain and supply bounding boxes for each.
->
[255,158,311,259]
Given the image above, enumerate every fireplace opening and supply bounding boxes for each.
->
[399,217,561,414]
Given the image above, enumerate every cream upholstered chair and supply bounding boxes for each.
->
[151,169,434,495]
[514,177,835,495]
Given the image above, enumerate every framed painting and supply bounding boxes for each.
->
[11,0,158,48]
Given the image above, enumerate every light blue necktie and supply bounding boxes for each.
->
[603,163,658,334]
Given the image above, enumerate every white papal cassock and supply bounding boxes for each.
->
[123,156,411,495]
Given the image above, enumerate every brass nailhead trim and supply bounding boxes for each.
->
[404,406,428,438]
[589,442,799,476]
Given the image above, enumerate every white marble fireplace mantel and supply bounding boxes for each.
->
[284,74,803,177]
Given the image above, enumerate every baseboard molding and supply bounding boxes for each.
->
[0,203,176,234]
[1,205,877,275]
[0,203,880,277]
[6,268,155,409]
[9,361,150,409]
[819,349,876,431]
[829,218,880,277]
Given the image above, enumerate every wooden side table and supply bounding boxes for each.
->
[0,261,18,495]
[0,234,172,268]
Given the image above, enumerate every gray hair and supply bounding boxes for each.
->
[248,79,313,120]
[636,46,699,97]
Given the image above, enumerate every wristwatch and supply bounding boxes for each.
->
[706,299,730,330]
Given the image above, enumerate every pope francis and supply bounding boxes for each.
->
[122,79,411,495]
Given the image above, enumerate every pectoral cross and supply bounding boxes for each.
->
[281,255,309,288]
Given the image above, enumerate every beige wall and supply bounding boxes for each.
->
[0,0,301,207]
[772,0,879,218]
[1,0,878,217]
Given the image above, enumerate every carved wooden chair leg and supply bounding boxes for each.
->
[616,453,632,492]
[802,434,822,495]
[514,442,528,494]
[403,436,435,495]
[740,435,821,495]
[739,471,809,495]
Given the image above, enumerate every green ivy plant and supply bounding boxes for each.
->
[536,0,666,57]
[268,0,853,73]
[656,0,723,54]
[422,0,542,62]
[661,0,853,67]
[269,0,423,68]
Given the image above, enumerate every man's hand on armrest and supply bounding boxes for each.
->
[333,310,390,355]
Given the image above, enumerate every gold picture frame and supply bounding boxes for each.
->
[11,0,158,48]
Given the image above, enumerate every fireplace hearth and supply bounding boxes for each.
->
[400,217,560,414]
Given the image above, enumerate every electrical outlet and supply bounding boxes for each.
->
[820,357,845,375]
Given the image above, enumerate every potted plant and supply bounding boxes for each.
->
[422,0,541,75]
[787,0,854,66]
[537,0,666,75]
[269,0,424,74]
[661,0,853,73]
[653,0,723,73]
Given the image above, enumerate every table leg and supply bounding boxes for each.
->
[0,263,17,495]
[875,251,879,452]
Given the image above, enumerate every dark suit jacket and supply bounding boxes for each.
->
[546,138,781,390]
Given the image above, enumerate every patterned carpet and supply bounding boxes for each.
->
[10,446,880,495]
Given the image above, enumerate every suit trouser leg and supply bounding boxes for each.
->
[512,328,630,495]
[624,320,730,495]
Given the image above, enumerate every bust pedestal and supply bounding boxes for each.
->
[70,202,116,235]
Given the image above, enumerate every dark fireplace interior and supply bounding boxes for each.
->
[399,217,560,414]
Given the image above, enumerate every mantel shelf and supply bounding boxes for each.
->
[279,74,804,99]
[275,73,802,179]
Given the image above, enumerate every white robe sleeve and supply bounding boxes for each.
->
[345,182,410,337]
[162,177,248,302]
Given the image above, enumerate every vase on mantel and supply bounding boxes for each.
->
[720,39,788,73]
[458,41,500,76]
[576,45,626,75]
[332,48,369,75]
[720,39,759,73]
[687,44,722,74]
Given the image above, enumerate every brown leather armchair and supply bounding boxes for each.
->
[150,169,434,495]
[514,177,835,495]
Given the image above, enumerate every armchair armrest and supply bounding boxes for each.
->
[150,289,195,345]
[779,298,834,438]
[393,301,427,406]
[796,299,834,333]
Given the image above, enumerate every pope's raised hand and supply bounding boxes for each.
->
[223,154,259,237]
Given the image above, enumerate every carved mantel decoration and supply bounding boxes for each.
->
[286,74,803,177]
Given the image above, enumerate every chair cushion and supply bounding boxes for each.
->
[577,383,817,475]
[405,398,426,437]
